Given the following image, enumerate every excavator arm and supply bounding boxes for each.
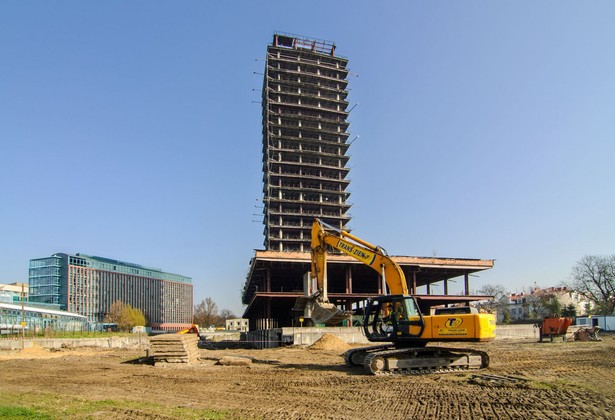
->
[302,219,410,325]
[311,219,409,297]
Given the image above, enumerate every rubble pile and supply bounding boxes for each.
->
[149,334,199,364]
[573,327,602,341]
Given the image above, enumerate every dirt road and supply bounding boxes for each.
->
[0,336,613,419]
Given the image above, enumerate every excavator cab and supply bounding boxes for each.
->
[363,295,426,344]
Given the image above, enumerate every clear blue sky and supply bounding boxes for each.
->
[1,2,614,315]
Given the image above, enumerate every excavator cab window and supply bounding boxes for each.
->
[363,295,425,342]
[362,300,391,339]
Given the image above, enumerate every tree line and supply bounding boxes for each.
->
[478,254,615,321]
[103,297,237,331]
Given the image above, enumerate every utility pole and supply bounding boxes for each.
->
[20,283,25,349]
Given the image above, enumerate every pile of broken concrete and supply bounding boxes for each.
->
[573,326,602,341]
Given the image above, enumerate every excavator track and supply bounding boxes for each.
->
[344,345,395,367]
[361,346,489,375]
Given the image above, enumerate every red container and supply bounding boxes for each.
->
[539,317,573,341]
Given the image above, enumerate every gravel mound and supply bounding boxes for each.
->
[308,333,351,352]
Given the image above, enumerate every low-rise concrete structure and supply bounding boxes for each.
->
[245,324,549,349]
[0,283,28,301]
[225,318,248,332]
[0,335,147,350]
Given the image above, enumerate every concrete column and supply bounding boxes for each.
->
[345,266,352,293]
[464,273,469,295]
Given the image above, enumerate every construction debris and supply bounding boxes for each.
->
[469,373,531,387]
[573,326,602,341]
[149,334,199,364]
[216,355,253,366]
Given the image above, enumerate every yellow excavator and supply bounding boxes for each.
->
[306,218,496,375]
[177,324,200,337]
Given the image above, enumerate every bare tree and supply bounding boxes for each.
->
[570,255,615,315]
[476,284,509,313]
[105,300,125,325]
[220,309,236,321]
[194,297,219,328]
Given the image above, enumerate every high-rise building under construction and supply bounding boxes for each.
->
[261,33,352,252]
[242,33,495,331]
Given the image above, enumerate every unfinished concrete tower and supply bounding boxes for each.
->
[262,33,352,252]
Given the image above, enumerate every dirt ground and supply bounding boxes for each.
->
[1,335,614,419]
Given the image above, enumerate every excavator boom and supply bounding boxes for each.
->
[311,219,408,296]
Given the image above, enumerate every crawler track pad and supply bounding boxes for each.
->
[363,347,489,375]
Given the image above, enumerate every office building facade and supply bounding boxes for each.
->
[29,253,193,330]
[261,32,352,252]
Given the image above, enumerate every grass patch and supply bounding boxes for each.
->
[530,377,579,391]
[0,405,51,419]
[0,392,228,419]
[529,381,560,390]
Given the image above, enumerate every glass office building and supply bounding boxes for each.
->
[0,301,87,334]
[29,253,193,331]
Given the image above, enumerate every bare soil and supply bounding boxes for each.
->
[1,335,614,419]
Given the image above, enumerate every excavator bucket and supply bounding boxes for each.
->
[294,297,352,325]
[309,300,352,325]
